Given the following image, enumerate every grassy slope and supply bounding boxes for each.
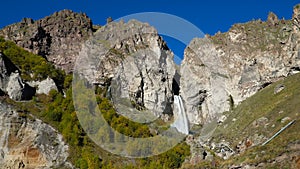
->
[210,73,300,167]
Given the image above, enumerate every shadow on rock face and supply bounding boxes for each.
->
[21,83,36,100]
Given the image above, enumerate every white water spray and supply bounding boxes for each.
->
[171,95,189,135]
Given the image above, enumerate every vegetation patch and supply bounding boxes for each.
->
[0,37,65,87]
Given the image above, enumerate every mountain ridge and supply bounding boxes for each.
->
[0,9,94,73]
[0,4,299,169]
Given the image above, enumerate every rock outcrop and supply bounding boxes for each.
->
[28,77,57,95]
[76,20,177,120]
[0,102,72,168]
[0,10,93,73]
[0,52,18,92]
[180,38,229,124]
[0,53,35,101]
[181,5,300,124]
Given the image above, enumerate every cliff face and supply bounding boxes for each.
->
[0,4,298,126]
[0,5,299,168]
[0,102,71,169]
[2,7,298,125]
[180,6,300,124]
[0,10,93,73]
[76,20,177,119]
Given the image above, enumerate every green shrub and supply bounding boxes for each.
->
[0,37,65,83]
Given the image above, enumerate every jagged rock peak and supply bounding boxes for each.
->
[78,19,173,84]
[267,12,279,26]
[293,4,300,29]
[0,9,94,73]
[20,17,34,25]
[95,19,169,51]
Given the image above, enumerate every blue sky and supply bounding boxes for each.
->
[1,0,299,62]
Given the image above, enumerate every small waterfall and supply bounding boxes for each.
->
[171,95,189,135]
[106,85,111,99]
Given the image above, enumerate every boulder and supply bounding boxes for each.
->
[28,77,57,95]
[6,72,35,100]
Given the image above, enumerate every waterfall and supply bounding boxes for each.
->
[171,95,189,135]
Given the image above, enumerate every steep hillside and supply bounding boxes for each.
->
[183,69,300,169]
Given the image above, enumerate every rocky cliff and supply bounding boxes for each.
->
[76,20,177,120]
[0,101,71,169]
[0,3,298,126]
[0,5,299,168]
[0,10,93,73]
[180,5,300,124]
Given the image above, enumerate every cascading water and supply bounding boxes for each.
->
[171,95,189,135]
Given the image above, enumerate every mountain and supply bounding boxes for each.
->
[0,4,299,169]
[0,10,94,73]
[181,6,300,125]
